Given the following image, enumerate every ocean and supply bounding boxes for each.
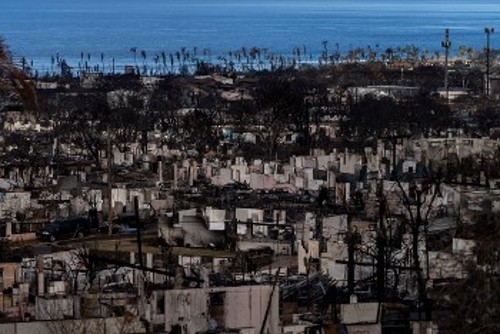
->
[1,0,499,73]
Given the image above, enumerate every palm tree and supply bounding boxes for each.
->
[175,51,181,64]
[457,45,467,58]
[433,51,440,61]
[100,52,105,73]
[51,55,55,74]
[161,51,167,74]
[141,50,147,74]
[79,52,84,72]
[130,47,138,66]
[335,43,341,61]
[321,40,328,62]
[153,54,160,75]
[0,37,37,112]
[169,53,174,70]
[384,48,394,63]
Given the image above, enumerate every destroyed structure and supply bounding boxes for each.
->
[0,67,499,334]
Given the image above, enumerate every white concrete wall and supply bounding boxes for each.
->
[164,289,208,333]
[298,239,320,274]
[235,208,264,235]
[340,302,379,324]
[164,285,279,333]
[221,285,279,333]
[178,208,198,225]
[111,188,127,208]
[249,174,276,190]
[205,208,226,231]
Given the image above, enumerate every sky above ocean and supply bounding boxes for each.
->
[1,0,499,72]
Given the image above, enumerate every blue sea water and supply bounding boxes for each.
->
[1,0,499,73]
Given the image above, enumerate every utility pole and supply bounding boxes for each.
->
[441,28,451,101]
[134,196,144,268]
[107,126,114,235]
[485,27,495,96]
[346,214,355,295]
[376,185,387,302]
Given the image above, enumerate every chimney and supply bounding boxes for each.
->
[130,251,136,265]
[36,255,44,296]
[146,253,153,282]
[158,157,163,183]
[130,251,137,287]
[206,165,213,178]
[188,165,194,187]
[192,160,198,181]
[173,164,178,190]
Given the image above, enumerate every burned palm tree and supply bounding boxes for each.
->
[0,37,37,113]
[100,52,105,73]
[140,50,148,74]
[153,54,160,75]
[321,40,328,63]
[130,47,138,66]
[161,51,167,74]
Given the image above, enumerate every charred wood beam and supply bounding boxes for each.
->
[82,254,204,283]
[336,260,419,271]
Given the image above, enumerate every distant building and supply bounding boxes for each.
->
[348,85,420,101]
